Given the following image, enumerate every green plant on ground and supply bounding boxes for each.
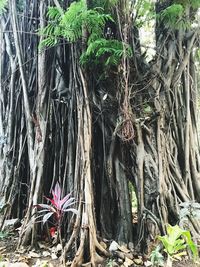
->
[150,245,164,267]
[106,258,116,267]
[0,231,9,240]
[155,224,198,267]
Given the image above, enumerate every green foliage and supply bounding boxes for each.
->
[39,0,132,68]
[39,7,62,48]
[80,38,133,66]
[89,0,118,9]
[129,182,137,212]
[190,0,200,9]
[159,0,200,30]
[0,0,7,15]
[0,231,9,240]
[159,4,190,30]
[150,245,164,267]
[61,1,112,43]
[158,224,198,261]
[135,0,155,27]
[40,0,112,47]
[106,259,116,267]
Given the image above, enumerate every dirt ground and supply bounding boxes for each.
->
[0,233,199,267]
[173,261,200,267]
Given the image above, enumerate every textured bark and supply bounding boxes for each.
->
[0,0,200,265]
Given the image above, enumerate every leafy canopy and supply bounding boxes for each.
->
[135,0,155,27]
[158,0,200,30]
[39,0,112,46]
[39,0,132,67]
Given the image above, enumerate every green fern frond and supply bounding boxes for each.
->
[39,0,114,47]
[60,0,86,42]
[38,22,62,49]
[61,0,112,43]
[38,6,63,49]
[39,36,58,49]
[161,4,184,21]
[81,38,133,67]
[47,7,62,20]
[38,0,128,69]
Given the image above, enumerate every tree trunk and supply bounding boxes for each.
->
[0,0,200,265]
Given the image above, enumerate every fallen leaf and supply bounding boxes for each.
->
[124,257,134,267]
[29,251,40,258]
[0,263,29,267]
[38,242,47,249]
[18,256,29,263]
[34,259,42,266]
[17,248,27,254]
[133,258,143,265]
[51,253,58,260]
[56,243,62,252]
[118,245,130,254]
[144,260,152,267]
[42,251,51,257]
[109,241,119,251]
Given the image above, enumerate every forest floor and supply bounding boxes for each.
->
[0,230,199,267]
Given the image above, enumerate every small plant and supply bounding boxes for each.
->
[0,231,9,240]
[106,258,116,267]
[150,245,164,267]
[157,224,198,267]
[37,182,78,243]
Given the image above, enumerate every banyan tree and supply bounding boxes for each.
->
[0,0,200,265]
